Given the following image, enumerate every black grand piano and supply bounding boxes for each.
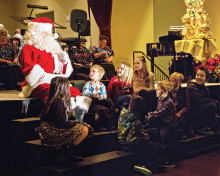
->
[146,31,194,79]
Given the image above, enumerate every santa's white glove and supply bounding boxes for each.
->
[59,51,69,64]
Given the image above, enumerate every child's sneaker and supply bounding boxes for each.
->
[158,160,175,168]
[197,127,214,135]
[134,165,152,175]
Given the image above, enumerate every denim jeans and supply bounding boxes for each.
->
[113,95,132,109]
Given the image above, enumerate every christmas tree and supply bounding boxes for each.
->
[182,0,213,40]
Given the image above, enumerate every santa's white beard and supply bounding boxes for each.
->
[27,33,63,54]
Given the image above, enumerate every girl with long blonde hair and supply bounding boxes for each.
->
[107,62,133,110]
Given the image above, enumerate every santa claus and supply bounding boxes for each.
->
[19,17,90,121]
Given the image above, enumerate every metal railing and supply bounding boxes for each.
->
[133,51,169,82]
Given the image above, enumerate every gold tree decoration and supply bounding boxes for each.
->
[182,0,213,40]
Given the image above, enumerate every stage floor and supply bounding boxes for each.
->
[0,90,34,101]
[0,82,220,101]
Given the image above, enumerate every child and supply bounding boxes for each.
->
[107,62,133,110]
[169,72,194,139]
[184,66,220,134]
[147,80,177,145]
[133,56,156,115]
[133,56,154,94]
[118,95,167,175]
[39,77,92,166]
[83,65,114,130]
[169,72,185,112]
[146,80,178,168]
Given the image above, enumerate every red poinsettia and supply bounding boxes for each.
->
[195,54,220,74]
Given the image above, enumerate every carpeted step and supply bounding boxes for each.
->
[25,130,119,157]
[42,150,133,176]
[11,117,40,141]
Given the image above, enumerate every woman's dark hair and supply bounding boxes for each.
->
[129,95,146,115]
[12,37,21,47]
[197,66,210,79]
[99,35,109,43]
[41,77,71,118]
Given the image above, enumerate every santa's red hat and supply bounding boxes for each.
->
[30,17,54,33]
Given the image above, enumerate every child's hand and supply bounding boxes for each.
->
[98,95,104,100]
[142,134,150,141]
[146,115,152,121]
[93,94,98,98]
[102,51,108,56]
[176,113,181,118]
[147,112,152,116]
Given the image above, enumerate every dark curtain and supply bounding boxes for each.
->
[88,0,113,47]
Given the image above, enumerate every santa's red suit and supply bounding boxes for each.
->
[19,17,91,122]
[19,44,80,101]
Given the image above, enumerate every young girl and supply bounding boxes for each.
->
[133,56,154,94]
[169,72,186,117]
[169,72,192,139]
[107,62,133,110]
[185,66,220,134]
[83,65,114,130]
[39,77,92,165]
[133,56,156,115]
[147,80,177,145]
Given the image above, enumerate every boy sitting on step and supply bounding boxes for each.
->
[184,66,220,134]
[82,65,114,130]
[118,95,167,175]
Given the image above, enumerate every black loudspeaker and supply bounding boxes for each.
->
[70,9,87,33]
[79,20,90,36]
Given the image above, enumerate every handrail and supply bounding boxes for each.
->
[133,51,169,81]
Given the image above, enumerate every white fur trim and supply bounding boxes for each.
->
[30,22,52,33]
[33,72,58,88]
[53,33,59,39]
[26,64,44,87]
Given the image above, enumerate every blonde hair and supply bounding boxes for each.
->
[0,27,8,35]
[169,72,184,83]
[157,80,173,93]
[91,65,105,81]
[118,62,133,85]
[14,28,21,34]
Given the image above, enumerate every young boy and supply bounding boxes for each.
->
[146,80,178,169]
[118,95,167,175]
[185,66,220,134]
[83,65,114,130]
[147,80,177,144]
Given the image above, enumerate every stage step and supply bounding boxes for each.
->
[25,131,220,161]
[168,131,220,162]
[183,131,220,158]
[0,91,44,121]
[42,150,133,176]
[20,132,220,176]
[25,130,119,157]
[11,117,40,141]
